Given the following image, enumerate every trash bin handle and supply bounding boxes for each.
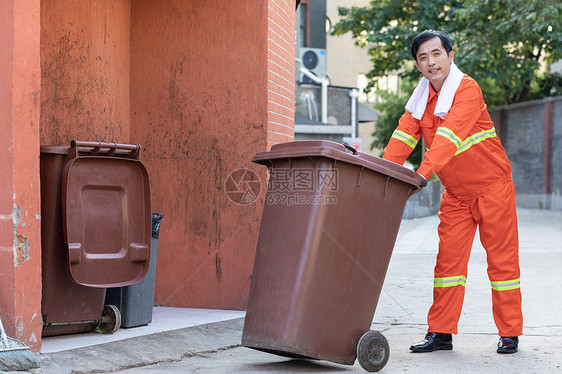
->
[343,143,359,155]
[409,175,428,196]
[69,140,141,160]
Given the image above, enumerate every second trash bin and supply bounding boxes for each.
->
[242,140,425,372]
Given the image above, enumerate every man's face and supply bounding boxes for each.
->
[415,37,454,91]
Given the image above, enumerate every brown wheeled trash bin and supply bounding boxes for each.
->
[40,141,151,336]
[242,140,425,372]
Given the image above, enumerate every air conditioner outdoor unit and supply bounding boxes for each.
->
[298,48,326,83]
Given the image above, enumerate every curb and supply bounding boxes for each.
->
[39,318,245,374]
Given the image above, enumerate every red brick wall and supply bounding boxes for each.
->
[267,0,296,148]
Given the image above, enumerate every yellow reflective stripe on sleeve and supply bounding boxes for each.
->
[435,127,462,148]
[434,275,467,288]
[491,278,520,291]
[391,130,418,149]
[454,128,497,156]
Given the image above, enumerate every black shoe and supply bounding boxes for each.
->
[410,332,453,352]
[497,336,518,354]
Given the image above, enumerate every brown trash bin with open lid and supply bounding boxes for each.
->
[40,141,151,336]
[242,140,426,372]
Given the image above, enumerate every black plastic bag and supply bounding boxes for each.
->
[152,213,164,239]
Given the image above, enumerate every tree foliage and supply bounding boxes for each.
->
[456,0,562,103]
[332,0,562,105]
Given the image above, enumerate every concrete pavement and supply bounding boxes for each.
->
[34,208,562,373]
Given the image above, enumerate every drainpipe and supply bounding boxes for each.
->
[299,67,328,124]
[349,88,359,137]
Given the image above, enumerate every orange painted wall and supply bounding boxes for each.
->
[40,0,131,145]
[0,0,43,351]
[39,0,296,312]
[0,0,296,352]
[130,0,270,309]
[0,0,17,343]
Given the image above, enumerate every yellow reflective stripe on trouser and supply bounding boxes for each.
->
[491,278,520,291]
[435,127,462,148]
[391,130,418,149]
[454,128,497,156]
[434,275,467,288]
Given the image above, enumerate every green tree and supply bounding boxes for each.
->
[332,0,562,105]
[528,72,562,100]
[456,0,562,103]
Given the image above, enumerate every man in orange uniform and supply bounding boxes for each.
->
[382,30,522,354]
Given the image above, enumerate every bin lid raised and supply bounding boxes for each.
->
[252,140,423,188]
[62,156,151,288]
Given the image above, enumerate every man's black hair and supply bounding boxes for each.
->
[410,30,453,61]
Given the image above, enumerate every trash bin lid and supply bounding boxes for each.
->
[62,156,151,288]
[252,140,422,188]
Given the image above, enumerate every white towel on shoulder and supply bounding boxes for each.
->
[405,62,465,120]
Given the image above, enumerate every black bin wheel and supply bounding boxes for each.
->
[97,304,121,334]
[356,330,390,372]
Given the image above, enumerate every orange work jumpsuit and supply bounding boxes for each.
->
[383,75,523,337]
